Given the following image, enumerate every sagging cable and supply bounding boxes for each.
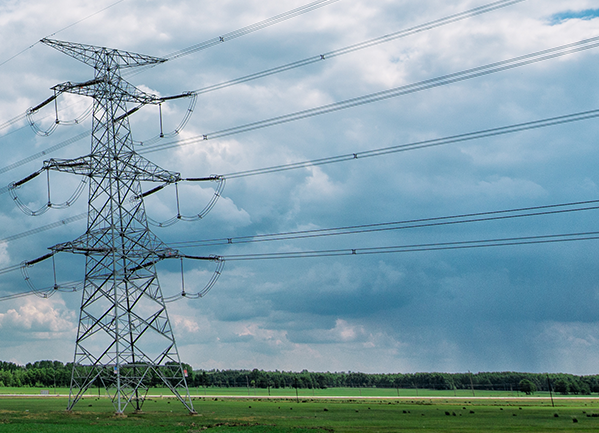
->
[147,176,225,227]
[164,255,225,302]
[135,93,197,146]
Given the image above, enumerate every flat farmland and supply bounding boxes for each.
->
[1,391,599,432]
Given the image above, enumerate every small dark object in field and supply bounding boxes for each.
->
[88,405,92,407]
[554,413,559,418]
[452,412,456,416]
[573,418,578,423]
[519,408,522,410]
[421,414,425,416]
[500,408,503,410]
[248,406,251,409]
[463,407,466,410]
[582,411,586,414]
[290,407,292,410]
[445,411,450,416]
[512,414,517,417]
[355,410,359,413]
[368,407,371,410]
[403,410,407,414]
[278,407,280,409]
[470,410,475,414]
[323,408,328,412]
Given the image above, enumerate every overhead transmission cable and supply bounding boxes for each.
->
[2,227,598,302]
[124,0,343,78]
[2,106,597,193]
[0,0,341,136]
[0,131,89,178]
[0,0,527,156]
[140,35,599,153]
[3,206,599,302]
[220,231,599,261]
[0,0,522,137]
[188,0,527,96]
[0,197,597,253]
[171,199,599,248]
[0,214,86,245]
[0,0,125,70]
[165,0,342,60]
[221,109,599,179]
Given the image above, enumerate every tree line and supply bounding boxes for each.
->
[0,360,596,395]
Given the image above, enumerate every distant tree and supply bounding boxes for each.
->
[519,379,537,395]
[554,379,569,395]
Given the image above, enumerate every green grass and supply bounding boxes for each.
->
[1,395,599,432]
[2,385,588,399]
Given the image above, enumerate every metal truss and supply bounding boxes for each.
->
[40,39,195,414]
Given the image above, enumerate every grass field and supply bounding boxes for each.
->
[0,385,574,398]
[1,390,599,432]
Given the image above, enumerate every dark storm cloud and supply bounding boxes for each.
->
[0,0,599,374]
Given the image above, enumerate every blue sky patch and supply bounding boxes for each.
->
[550,9,599,25]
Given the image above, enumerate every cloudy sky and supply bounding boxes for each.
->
[0,0,599,375]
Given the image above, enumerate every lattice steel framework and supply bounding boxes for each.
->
[40,39,195,414]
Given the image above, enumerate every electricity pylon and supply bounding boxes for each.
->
[40,38,195,414]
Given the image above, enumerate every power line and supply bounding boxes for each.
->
[0,214,86,245]
[0,0,522,142]
[140,35,599,153]
[189,0,527,96]
[4,225,599,303]
[0,131,89,179]
[172,199,599,248]
[0,197,597,260]
[124,0,344,78]
[221,230,599,261]
[164,0,342,60]
[220,108,599,179]
[0,0,126,70]
[4,105,598,183]
[44,0,126,39]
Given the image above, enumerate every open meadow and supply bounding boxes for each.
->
[1,389,599,432]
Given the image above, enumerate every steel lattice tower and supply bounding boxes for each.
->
[40,39,195,414]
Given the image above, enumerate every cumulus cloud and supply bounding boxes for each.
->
[0,297,75,337]
[0,0,598,374]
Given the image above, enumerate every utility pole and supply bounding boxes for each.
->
[37,38,198,414]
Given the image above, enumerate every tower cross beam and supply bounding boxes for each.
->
[41,38,167,69]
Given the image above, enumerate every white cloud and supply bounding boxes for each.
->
[0,297,75,336]
[0,0,598,375]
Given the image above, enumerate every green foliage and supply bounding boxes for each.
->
[519,379,536,395]
[1,360,599,396]
[555,378,570,395]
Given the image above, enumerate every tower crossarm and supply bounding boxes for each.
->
[124,153,181,183]
[41,38,167,70]
[44,156,91,176]
[52,76,162,105]
[51,230,178,258]
[42,153,180,183]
